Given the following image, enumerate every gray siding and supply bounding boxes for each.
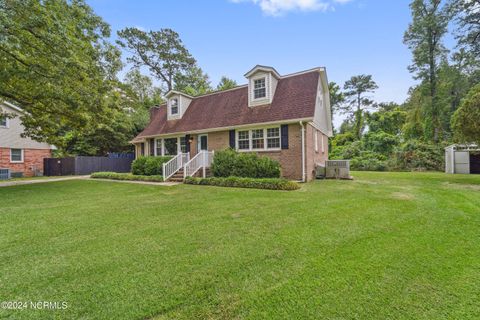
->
[0,103,52,149]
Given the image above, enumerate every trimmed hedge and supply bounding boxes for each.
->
[211,149,281,178]
[91,172,164,182]
[184,176,300,191]
[131,156,172,176]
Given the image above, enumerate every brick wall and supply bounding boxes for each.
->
[305,124,329,181]
[0,148,51,177]
[189,123,303,180]
[135,123,329,182]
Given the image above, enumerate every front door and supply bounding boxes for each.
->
[198,134,208,151]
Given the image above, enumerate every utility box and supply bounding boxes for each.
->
[325,160,352,179]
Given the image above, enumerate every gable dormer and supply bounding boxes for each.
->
[165,90,193,120]
[244,65,281,107]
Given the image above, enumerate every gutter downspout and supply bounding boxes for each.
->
[300,121,306,182]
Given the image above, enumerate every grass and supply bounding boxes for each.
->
[0,171,479,319]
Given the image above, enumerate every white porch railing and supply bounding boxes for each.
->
[163,152,190,181]
[184,150,214,178]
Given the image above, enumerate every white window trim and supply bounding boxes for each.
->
[236,126,281,152]
[154,136,187,156]
[321,134,325,153]
[252,76,267,101]
[10,148,24,163]
[314,131,319,153]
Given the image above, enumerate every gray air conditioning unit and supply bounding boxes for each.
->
[325,160,352,179]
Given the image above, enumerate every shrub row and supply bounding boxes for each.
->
[131,156,172,176]
[211,149,281,178]
[91,172,164,182]
[184,176,300,191]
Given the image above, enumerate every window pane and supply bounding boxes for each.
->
[238,140,249,150]
[11,149,22,162]
[252,129,263,139]
[267,138,280,149]
[267,128,279,137]
[238,130,249,140]
[252,139,264,149]
[164,138,178,155]
[254,78,265,89]
[254,88,266,99]
[0,115,6,127]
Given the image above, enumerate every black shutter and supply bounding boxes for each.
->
[229,130,236,149]
[149,139,155,156]
[185,135,190,153]
[281,125,289,149]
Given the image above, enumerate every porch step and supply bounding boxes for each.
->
[168,169,185,182]
[166,168,212,182]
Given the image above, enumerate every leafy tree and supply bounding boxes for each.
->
[403,0,450,141]
[341,75,378,139]
[450,0,480,57]
[117,28,196,92]
[451,84,480,144]
[328,82,345,123]
[367,103,407,136]
[174,65,212,96]
[216,76,238,91]
[0,0,121,150]
[124,69,163,107]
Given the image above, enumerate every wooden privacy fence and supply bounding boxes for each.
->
[44,156,133,176]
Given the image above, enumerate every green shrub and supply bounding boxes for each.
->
[391,140,445,171]
[131,156,147,175]
[184,176,300,191]
[91,172,164,182]
[131,156,172,175]
[211,149,281,178]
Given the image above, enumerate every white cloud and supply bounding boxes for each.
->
[231,0,353,16]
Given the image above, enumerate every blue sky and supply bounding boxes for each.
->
[89,0,415,121]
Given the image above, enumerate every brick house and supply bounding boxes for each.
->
[0,101,53,177]
[132,66,333,182]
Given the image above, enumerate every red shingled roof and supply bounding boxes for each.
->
[134,70,319,141]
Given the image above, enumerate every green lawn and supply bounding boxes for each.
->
[1,172,479,319]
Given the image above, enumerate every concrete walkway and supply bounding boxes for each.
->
[0,176,180,187]
[0,175,90,188]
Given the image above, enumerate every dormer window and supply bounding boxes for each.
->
[253,78,266,99]
[170,98,178,115]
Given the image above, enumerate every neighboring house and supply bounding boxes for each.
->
[132,65,333,182]
[0,101,53,177]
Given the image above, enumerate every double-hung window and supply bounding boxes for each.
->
[253,78,266,99]
[155,139,162,156]
[238,130,250,150]
[10,148,23,163]
[267,128,280,149]
[251,129,264,149]
[170,98,178,115]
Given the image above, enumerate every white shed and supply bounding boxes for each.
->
[445,144,480,174]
